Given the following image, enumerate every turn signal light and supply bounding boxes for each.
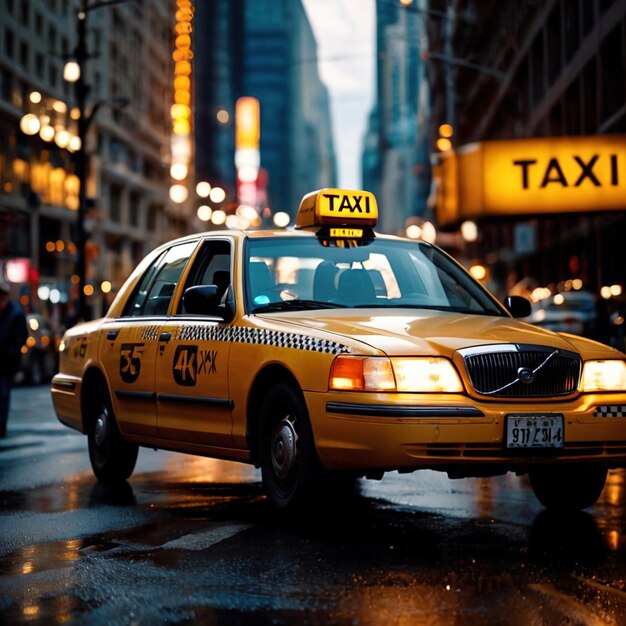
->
[329,356,395,391]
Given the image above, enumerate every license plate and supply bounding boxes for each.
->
[506,414,564,449]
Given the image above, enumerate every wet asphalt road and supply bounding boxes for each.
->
[1,385,626,625]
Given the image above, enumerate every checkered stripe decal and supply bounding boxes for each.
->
[594,405,626,418]
[141,325,160,341]
[176,324,352,355]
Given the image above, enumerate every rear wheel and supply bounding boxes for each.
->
[529,465,607,511]
[87,381,138,483]
[259,382,321,509]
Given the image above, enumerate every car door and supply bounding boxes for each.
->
[100,240,199,438]
[156,238,234,447]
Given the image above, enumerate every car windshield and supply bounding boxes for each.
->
[245,237,505,316]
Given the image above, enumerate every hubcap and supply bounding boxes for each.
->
[94,408,108,448]
[271,416,298,479]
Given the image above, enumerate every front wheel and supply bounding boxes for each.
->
[529,465,607,511]
[259,383,321,510]
[87,381,138,483]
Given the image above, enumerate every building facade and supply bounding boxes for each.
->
[0,0,182,323]
[192,0,336,224]
[241,0,336,218]
[192,0,242,201]
[425,0,626,295]
[363,0,431,235]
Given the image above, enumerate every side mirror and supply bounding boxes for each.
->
[504,295,531,318]
[183,285,221,315]
[183,284,235,321]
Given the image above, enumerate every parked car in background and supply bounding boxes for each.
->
[16,314,58,385]
[528,290,596,336]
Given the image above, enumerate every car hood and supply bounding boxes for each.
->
[259,308,614,358]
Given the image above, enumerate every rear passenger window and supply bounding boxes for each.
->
[123,241,198,317]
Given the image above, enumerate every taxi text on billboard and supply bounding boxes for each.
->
[434,135,626,227]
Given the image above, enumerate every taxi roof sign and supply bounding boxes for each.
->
[295,188,378,230]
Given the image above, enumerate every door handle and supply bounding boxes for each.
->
[159,332,172,342]
[106,330,119,340]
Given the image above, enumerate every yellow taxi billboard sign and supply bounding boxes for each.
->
[296,188,378,229]
[435,135,626,227]
[235,97,260,150]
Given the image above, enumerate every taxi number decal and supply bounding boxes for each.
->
[330,228,363,238]
[120,343,144,383]
[173,345,218,386]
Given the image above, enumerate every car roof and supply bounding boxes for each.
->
[161,228,408,246]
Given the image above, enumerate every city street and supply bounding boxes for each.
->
[0,385,625,625]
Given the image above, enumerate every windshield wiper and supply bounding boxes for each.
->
[352,303,503,316]
[252,299,348,313]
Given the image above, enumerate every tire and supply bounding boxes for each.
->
[259,382,321,510]
[529,465,607,511]
[87,381,138,483]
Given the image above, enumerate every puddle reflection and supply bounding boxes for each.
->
[2,538,83,578]
[599,469,625,508]
[160,455,260,484]
[87,481,136,507]
[13,594,92,624]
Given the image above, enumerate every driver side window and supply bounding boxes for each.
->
[178,239,232,315]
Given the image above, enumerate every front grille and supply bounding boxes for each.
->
[463,345,581,397]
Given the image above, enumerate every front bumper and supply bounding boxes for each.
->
[306,390,626,473]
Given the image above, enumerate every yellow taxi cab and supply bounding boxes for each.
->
[51,189,626,510]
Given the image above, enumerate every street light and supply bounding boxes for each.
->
[64,0,135,321]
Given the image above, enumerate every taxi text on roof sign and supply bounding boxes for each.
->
[433,134,626,228]
[295,188,378,230]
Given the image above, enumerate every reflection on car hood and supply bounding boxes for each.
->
[259,308,600,357]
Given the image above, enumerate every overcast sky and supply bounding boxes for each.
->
[301,0,375,189]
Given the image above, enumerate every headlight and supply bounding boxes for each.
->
[329,356,463,392]
[391,357,464,392]
[581,360,626,392]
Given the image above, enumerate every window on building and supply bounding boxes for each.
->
[35,52,45,79]
[3,29,14,58]
[35,11,43,36]
[147,204,159,232]
[600,26,624,126]
[530,33,545,106]
[129,191,141,228]
[110,183,123,223]
[581,0,594,37]
[48,24,56,52]
[20,40,29,70]
[582,59,598,133]
[564,79,581,134]
[49,65,58,89]
[563,0,580,62]
[0,67,10,102]
[21,0,30,25]
[546,6,562,85]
